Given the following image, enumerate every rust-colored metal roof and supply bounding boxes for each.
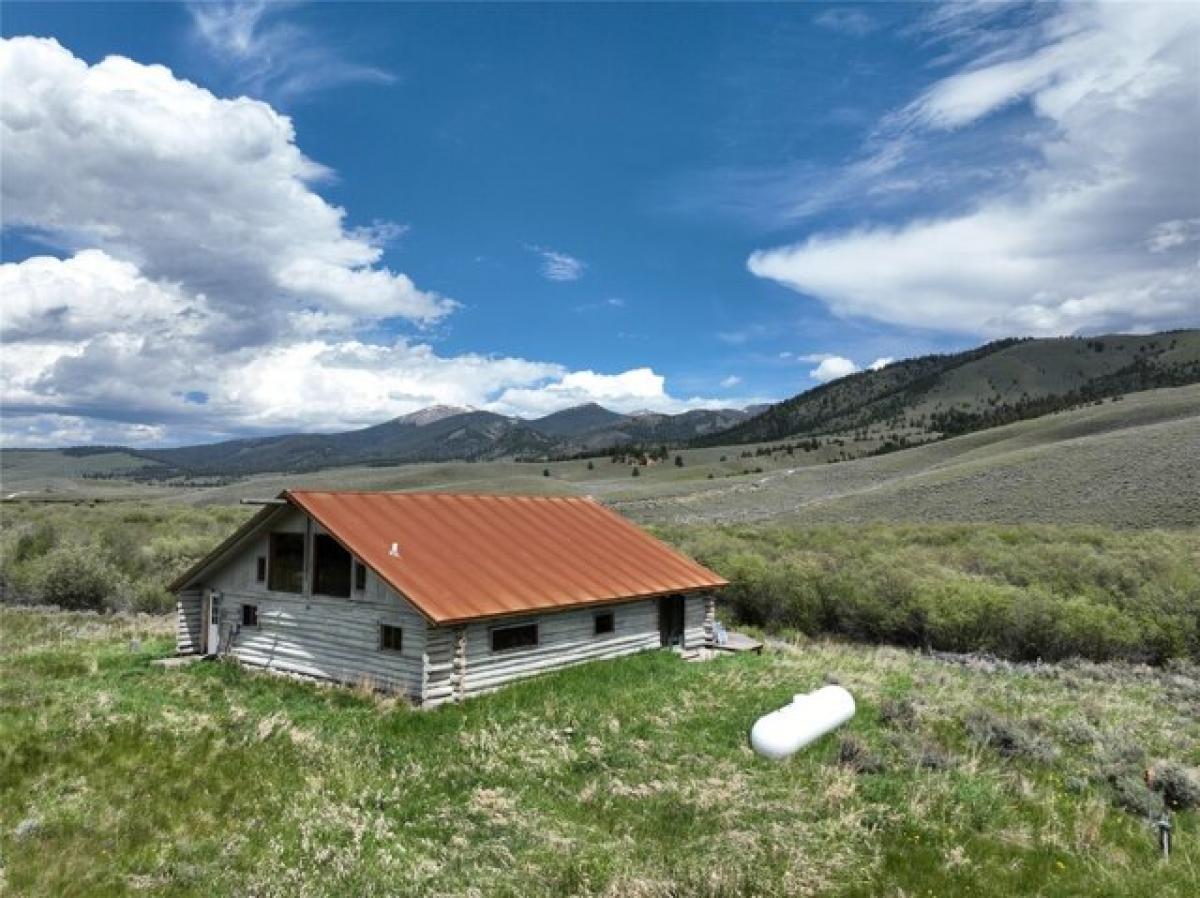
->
[284,490,727,624]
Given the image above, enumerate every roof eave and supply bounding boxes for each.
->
[427,581,727,627]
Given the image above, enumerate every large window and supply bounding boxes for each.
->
[313,534,352,597]
[267,533,305,593]
[490,622,538,653]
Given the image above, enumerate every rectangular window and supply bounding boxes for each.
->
[594,610,615,636]
[354,561,367,592]
[255,556,266,583]
[267,532,305,593]
[491,622,538,653]
[379,624,403,653]
[313,533,351,598]
[242,604,258,628]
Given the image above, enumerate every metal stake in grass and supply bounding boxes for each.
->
[1155,813,1171,860]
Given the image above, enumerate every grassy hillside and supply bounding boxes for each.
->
[617,383,1200,528]
[706,330,1200,446]
[2,608,1197,898]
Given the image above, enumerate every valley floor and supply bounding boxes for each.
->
[1,609,1197,897]
[3,384,1197,529]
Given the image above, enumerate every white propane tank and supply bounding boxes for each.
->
[750,685,856,760]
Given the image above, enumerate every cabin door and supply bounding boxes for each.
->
[658,595,685,648]
[203,592,221,655]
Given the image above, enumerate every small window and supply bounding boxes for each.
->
[354,561,367,592]
[255,557,266,583]
[594,611,615,636]
[242,604,258,627]
[491,622,538,653]
[313,534,352,598]
[380,624,403,653]
[267,533,304,593]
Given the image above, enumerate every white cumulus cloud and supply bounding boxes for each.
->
[0,37,751,446]
[0,36,453,328]
[808,356,860,383]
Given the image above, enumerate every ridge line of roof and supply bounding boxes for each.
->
[284,489,596,501]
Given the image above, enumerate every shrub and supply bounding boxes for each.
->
[1109,774,1165,817]
[1148,760,1200,810]
[13,521,58,563]
[130,579,174,614]
[837,734,884,774]
[30,543,126,612]
[656,523,1200,664]
[879,696,916,728]
[965,711,1057,763]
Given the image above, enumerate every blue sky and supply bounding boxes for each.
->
[2,2,1197,445]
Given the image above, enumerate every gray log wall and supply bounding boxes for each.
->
[179,508,428,699]
[175,588,202,655]
[422,592,714,706]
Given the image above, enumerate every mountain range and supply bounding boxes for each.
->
[700,329,1200,445]
[67,403,768,478]
[50,329,1200,478]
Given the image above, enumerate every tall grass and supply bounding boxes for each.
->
[659,523,1200,664]
[2,607,1197,897]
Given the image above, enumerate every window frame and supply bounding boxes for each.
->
[267,532,305,594]
[255,556,266,584]
[379,623,403,653]
[241,604,259,628]
[353,560,367,593]
[593,610,615,636]
[312,532,353,599]
[489,621,539,653]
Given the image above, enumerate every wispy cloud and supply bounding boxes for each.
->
[749,2,1200,338]
[188,2,395,102]
[813,8,879,38]
[716,324,775,346]
[574,296,625,313]
[720,374,742,388]
[528,245,586,282]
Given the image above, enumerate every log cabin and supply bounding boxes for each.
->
[170,490,726,705]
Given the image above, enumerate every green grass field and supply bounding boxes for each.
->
[2,608,1197,898]
[2,384,1198,895]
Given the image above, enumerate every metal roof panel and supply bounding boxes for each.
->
[283,490,727,624]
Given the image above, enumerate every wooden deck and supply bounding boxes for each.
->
[713,631,764,655]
